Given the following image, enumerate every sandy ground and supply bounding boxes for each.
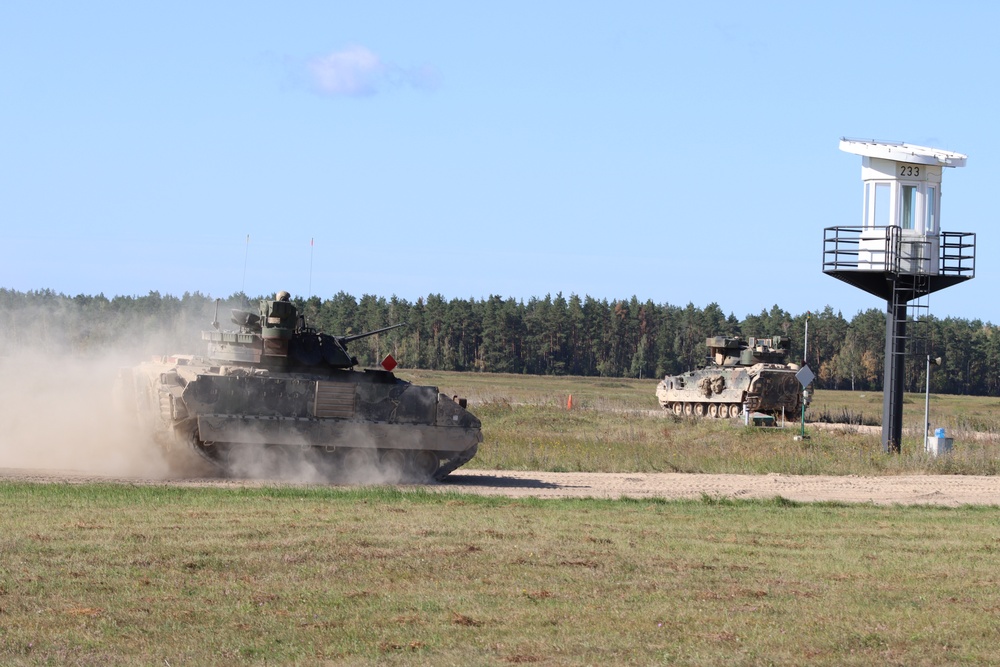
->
[2,466,1000,507]
[444,470,1000,506]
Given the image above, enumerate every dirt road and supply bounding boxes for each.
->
[444,470,1000,506]
[2,467,999,506]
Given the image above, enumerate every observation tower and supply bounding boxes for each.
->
[823,139,975,453]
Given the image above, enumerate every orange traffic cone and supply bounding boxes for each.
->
[567,394,573,410]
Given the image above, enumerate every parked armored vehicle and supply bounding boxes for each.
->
[117,293,481,481]
[656,336,805,418]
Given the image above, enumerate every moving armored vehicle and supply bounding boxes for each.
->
[656,335,805,419]
[117,293,481,481]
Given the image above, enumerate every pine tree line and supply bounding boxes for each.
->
[3,288,998,395]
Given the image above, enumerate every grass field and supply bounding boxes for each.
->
[2,483,1000,666]
[5,371,1000,665]
[403,370,1000,476]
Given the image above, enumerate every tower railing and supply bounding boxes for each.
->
[823,226,975,278]
[940,231,976,277]
[821,225,862,271]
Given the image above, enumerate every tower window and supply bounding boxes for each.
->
[873,183,891,227]
[901,185,916,230]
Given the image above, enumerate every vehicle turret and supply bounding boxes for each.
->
[204,297,406,371]
[705,335,796,368]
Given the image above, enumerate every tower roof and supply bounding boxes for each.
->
[839,138,967,167]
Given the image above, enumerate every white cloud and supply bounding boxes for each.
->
[307,45,439,97]
[308,45,383,96]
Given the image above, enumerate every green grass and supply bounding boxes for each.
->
[2,483,1000,666]
[8,371,1000,663]
[400,370,1000,476]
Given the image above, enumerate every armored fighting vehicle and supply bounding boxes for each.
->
[117,293,481,481]
[655,335,805,419]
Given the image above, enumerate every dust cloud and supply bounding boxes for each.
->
[221,439,388,486]
[218,424,432,485]
[0,298,214,478]
[0,347,176,476]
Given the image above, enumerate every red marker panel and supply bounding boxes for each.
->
[380,354,398,372]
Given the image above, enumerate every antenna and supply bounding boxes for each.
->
[308,237,314,299]
[241,234,250,307]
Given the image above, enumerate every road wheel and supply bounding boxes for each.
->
[728,404,742,418]
[379,450,407,483]
[341,448,379,480]
[694,403,706,417]
[410,450,440,481]
[707,404,719,418]
[672,403,683,416]
[683,403,693,416]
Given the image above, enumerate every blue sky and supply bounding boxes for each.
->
[2,2,998,323]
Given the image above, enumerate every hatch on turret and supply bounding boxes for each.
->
[260,299,296,357]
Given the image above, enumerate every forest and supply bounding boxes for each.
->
[3,287,998,396]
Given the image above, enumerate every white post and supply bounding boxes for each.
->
[802,314,810,438]
[804,313,809,366]
[923,354,931,453]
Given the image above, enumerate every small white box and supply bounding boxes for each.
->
[926,436,954,457]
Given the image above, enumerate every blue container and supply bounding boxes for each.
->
[935,427,946,438]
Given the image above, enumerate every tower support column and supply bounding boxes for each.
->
[882,300,907,453]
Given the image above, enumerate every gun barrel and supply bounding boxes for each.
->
[340,322,407,344]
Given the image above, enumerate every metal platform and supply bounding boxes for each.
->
[823,226,975,300]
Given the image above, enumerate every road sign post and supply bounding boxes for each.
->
[795,365,815,438]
